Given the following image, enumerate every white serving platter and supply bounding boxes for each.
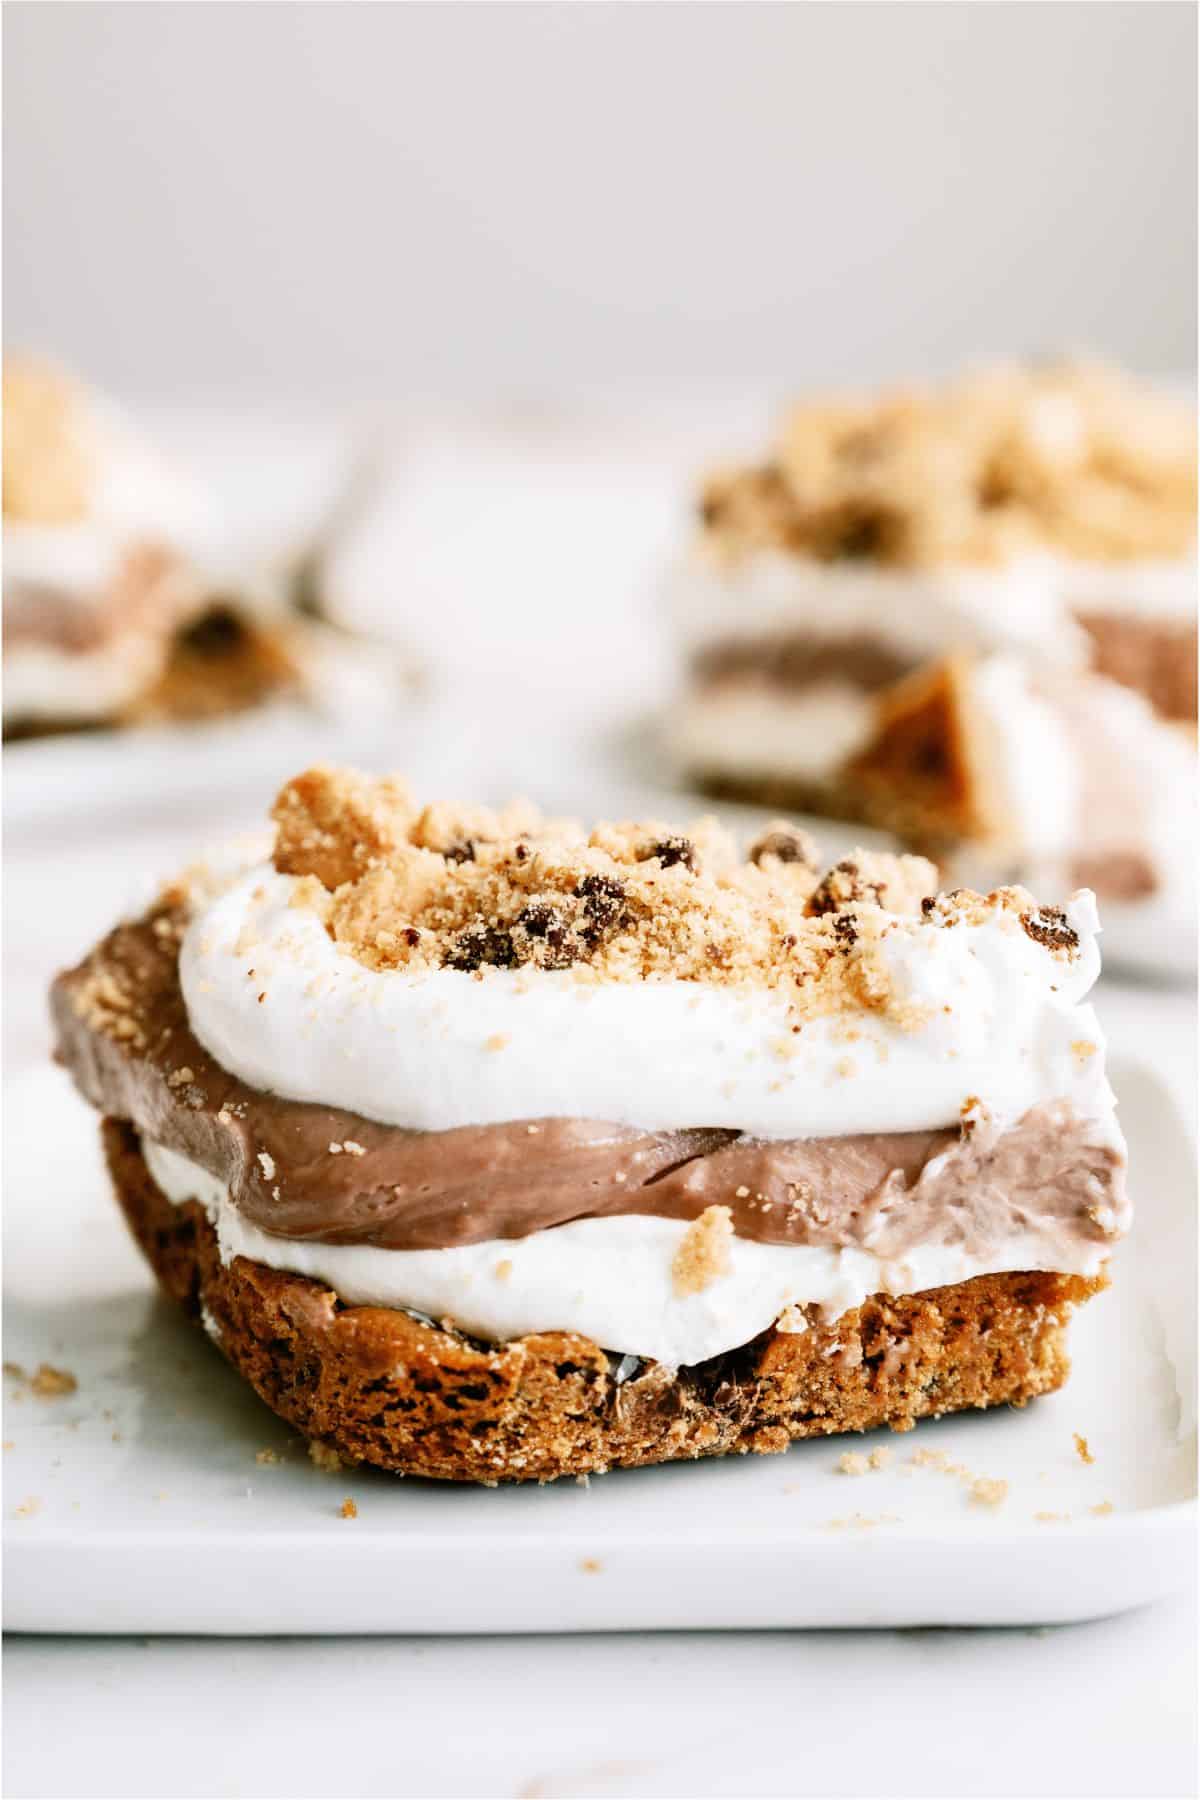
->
[3,1059,1195,1635]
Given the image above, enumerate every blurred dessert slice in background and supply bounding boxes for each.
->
[666,359,1196,929]
[3,355,404,738]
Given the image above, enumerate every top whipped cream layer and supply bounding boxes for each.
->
[173,766,1113,1141]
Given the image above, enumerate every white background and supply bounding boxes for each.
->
[5,2,1196,408]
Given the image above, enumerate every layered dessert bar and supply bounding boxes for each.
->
[51,767,1129,1483]
[668,361,1196,914]
[3,356,376,737]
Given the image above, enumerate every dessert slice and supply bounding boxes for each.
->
[2,356,387,737]
[667,359,1196,914]
[51,767,1129,1483]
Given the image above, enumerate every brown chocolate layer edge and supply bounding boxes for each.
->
[53,911,1124,1262]
[107,1118,1103,1483]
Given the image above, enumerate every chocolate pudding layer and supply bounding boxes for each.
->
[52,905,1125,1265]
[692,633,916,694]
[1076,610,1199,724]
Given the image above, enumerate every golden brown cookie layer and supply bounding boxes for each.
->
[105,1118,1103,1485]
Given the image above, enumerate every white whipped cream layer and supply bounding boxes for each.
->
[669,546,1195,668]
[2,634,168,722]
[1059,558,1198,622]
[667,547,1093,669]
[965,656,1198,923]
[666,680,876,783]
[179,867,1115,1141]
[143,1138,1115,1366]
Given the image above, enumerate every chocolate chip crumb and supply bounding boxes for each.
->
[749,823,820,869]
[808,860,883,916]
[443,840,475,865]
[640,835,698,873]
[512,899,573,968]
[1021,906,1079,955]
[575,872,627,934]
[445,923,516,972]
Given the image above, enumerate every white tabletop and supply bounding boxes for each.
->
[4,1597,1196,1800]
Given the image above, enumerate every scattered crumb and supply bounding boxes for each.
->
[1035,1510,1071,1523]
[1073,1432,1095,1466]
[4,1361,77,1400]
[969,1477,1009,1509]
[826,1512,901,1531]
[579,1557,603,1574]
[671,1205,734,1297]
[255,1448,281,1466]
[868,1447,892,1471]
[308,1440,344,1473]
[30,1363,77,1399]
[12,1497,41,1518]
[484,1033,510,1052]
[340,1498,358,1520]
[1090,1501,1114,1518]
[837,1451,869,1476]
[494,1259,513,1282]
[257,1151,276,1181]
[342,1140,366,1157]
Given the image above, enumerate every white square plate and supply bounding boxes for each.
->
[3,1059,1195,1634]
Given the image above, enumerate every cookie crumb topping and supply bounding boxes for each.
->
[250,767,1089,1014]
[699,360,1196,568]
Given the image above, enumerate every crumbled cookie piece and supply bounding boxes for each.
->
[30,1364,77,1399]
[273,766,416,889]
[340,1497,358,1519]
[3,355,95,524]
[836,1450,869,1476]
[969,1476,1009,1508]
[1073,1432,1095,1465]
[671,1205,734,1297]
[699,360,1196,568]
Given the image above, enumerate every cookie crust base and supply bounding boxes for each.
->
[104,1118,1104,1485]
